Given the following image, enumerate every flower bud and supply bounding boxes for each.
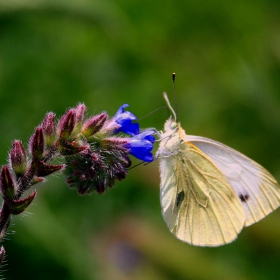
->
[75,103,87,128]
[82,113,108,138]
[101,138,128,151]
[95,181,106,194]
[0,166,16,199]
[58,109,76,140]
[29,127,45,159]
[112,163,127,181]
[58,139,88,156]
[36,161,64,177]
[7,190,37,215]
[42,112,56,146]
[119,155,131,168]
[9,140,27,176]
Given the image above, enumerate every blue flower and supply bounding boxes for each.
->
[113,104,140,136]
[125,130,155,162]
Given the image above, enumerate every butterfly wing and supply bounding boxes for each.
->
[186,135,280,227]
[160,141,245,246]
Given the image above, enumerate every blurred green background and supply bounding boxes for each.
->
[1,0,280,279]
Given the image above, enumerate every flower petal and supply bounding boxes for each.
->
[133,130,156,143]
[125,130,155,162]
[129,145,154,162]
[118,122,140,136]
[113,104,140,135]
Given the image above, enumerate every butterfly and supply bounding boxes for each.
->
[157,91,280,247]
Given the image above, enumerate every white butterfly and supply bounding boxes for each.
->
[157,92,280,247]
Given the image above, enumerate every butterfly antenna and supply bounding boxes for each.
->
[163,73,178,121]
[163,92,177,121]
[172,73,178,119]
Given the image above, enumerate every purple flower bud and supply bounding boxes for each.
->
[58,109,76,140]
[9,140,27,176]
[41,112,56,146]
[77,184,88,195]
[29,127,45,160]
[0,166,16,199]
[36,161,64,177]
[125,130,155,162]
[103,104,140,136]
[112,163,127,180]
[101,137,129,152]
[82,113,108,137]
[7,190,37,215]
[75,103,87,125]
[95,181,106,194]
[73,103,87,133]
[119,155,131,168]
[57,139,88,156]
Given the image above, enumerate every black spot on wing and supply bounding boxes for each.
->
[239,193,250,203]
[176,191,184,208]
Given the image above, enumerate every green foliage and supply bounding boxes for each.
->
[1,0,280,279]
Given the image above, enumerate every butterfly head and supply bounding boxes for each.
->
[164,117,178,132]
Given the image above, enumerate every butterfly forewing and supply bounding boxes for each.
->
[159,123,245,246]
[186,135,280,226]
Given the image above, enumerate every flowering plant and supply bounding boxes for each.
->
[0,103,155,271]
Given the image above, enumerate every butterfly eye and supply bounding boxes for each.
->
[170,122,177,129]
